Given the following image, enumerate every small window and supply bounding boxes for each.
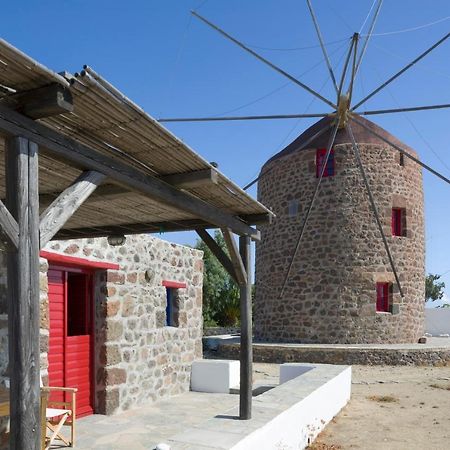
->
[399,152,404,166]
[316,148,335,178]
[376,282,391,313]
[165,288,179,327]
[392,208,406,237]
[288,199,299,218]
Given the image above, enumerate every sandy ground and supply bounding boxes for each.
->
[253,363,450,450]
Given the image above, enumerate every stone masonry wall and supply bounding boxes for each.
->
[0,234,203,421]
[255,137,425,344]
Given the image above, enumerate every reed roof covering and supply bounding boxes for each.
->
[0,39,272,239]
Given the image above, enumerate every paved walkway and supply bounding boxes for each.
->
[62,392,238,450]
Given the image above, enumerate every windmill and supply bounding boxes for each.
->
[158,1,450,341]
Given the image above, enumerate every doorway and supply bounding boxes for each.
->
[47,266,94,417]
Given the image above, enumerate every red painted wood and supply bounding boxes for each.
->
[376,282,390,312]
[162,280,187,289]
[41,250,119,270]
[316,148,335,178]
[48,269,66,404]
[47,267,94,417]
[391,208,403,236]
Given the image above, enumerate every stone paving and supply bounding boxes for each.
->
[56,392,239,450]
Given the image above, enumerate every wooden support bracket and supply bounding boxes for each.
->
[195,228,238,284]
[221,228,247,286]
[0,199,19,248]
[39,170,106,248]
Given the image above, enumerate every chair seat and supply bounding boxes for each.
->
[46,408,71,418]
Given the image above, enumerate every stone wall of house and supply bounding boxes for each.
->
[0,234,203,427]
[255,132,425,344]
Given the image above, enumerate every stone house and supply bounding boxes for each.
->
[0,234,203,426]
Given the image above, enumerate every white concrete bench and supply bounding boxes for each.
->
[280,363,315,384]
[190,359,240,393]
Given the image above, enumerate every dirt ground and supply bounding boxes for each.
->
[253,363,450,450]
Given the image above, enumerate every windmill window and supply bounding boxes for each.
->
[288,199,299,217]
[316,148,335,178]
[391,208,406,237]
[399,152,405,166]
[376,282,392,313]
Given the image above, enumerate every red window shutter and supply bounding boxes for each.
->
[316,148,335,178]
[392,208,403,236]
[376,282,390,312]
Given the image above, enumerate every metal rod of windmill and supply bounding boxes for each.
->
[350,115,450,185]
[191,11,337,109]
[243,122,333,190]
[278,120,340,299]
[306,0,339,94]
[354,0,383,77]
[352,31,450,110]
[346,122,404,297]
[158,113,329,123]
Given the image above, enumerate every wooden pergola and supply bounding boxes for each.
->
[0,39,273,449]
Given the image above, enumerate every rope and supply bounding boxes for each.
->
[362,15,450,37]
[210,40,348,118]
[372,67,450,175]
[371,42,450,80]
[243,37,349,52]
[359,0,378,34]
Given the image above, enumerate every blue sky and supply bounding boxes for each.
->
[2,1,449,304]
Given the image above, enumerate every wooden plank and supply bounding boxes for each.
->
[5,136,41,449]
[239,235,252,420]
[221,228,247,285]
[195,229,238,284]
[53,214,267,240]
[160,168,218,188]
[0,199,19,248]
[0,104,259,239]
[39,170,106,247]
[5,83,74,119]
[39,184,128,208]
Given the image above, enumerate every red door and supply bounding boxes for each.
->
[48,266,94,417]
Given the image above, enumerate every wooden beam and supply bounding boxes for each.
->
[39,170,106,248]
[0,199,19,249]
[6,83,74,119]
[221,228,247,286]
[51,214,267,240]
[5,136,41,449]
[0,104,259,239]
[39,184,128,209]
[161,168,218,188]
[239,235,252,420]
[239,213,273,226]
[196,228,238,283]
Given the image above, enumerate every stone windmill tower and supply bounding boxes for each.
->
[160,2,450,344]
[254,116,425,344]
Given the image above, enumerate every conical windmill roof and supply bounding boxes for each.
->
[263,115,418,168]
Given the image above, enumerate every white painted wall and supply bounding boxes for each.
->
[426,309,450,336]
[231,366,352,450]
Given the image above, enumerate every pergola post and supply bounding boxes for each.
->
[239,235,252,420]
[5,136,41,449]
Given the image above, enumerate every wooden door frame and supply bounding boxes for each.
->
[48,263,95,416]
